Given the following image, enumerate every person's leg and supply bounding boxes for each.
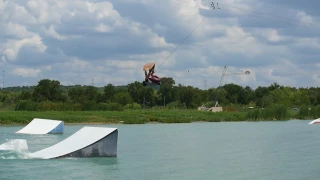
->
[144,70,148,81]
[143,81,147,86]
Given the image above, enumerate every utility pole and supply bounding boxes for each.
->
[91,78,94,86]
[2,70,4,89]
[215,66,227,107]
[204,80,207,90]
[214,66,250,107]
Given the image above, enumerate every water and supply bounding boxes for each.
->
[1,120,320,180]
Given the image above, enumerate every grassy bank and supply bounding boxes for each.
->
[0,108,315,125]
[0,109,250,125]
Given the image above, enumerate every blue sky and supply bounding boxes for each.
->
[0,0,319,89]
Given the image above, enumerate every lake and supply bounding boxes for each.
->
[1,120,320,180]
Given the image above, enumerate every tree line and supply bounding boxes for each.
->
[0,78,319,111]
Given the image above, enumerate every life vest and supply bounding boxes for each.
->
[149,75,161,85]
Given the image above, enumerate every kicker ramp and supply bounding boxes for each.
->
[16,118,64,134]
[28,126,118,159]
[309,118,320,124]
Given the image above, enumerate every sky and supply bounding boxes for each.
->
[0,0,319,89]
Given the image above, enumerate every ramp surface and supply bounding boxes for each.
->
[309,118,320,124]
[28,126,118,159]
[16,118,64,134]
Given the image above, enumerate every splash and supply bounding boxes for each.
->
[0,151,31,159]
[0,139,33,159]
[0,139,29,152]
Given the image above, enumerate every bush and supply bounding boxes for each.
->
[309,105,320,119]
[165,101,187,109]
[15,101,124,111]
[124,103,141,110]
[106,103,123,111]
[298,105,310,119]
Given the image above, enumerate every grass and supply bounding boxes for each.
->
[0,108,315,125]
[0,109,248,125]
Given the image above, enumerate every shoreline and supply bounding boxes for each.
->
[0,119,311,126]
[0,110,314,125]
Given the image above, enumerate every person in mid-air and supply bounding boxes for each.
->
[143,62,161,86]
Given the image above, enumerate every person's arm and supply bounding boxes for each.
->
[145,70,148,81]
[150,66,155,76]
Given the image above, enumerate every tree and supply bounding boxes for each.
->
[85,86,99,102]
[157,77,176,106]
[255,86,269,99]
[175,85,200,109]
[32,79,63,102]
[20,90,32,100]
[223,83,246,104]
[104,83,115,102]
[270,86,295,107]
[127,81,156,107]
[243,86,255,105]
[306,87,320,106]
[68,86,86,103]
[114,92,133,106]
[127,81,144,103]
[259,94,275,107]
[267,82,282,91]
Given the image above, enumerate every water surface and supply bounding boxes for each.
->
[1,120,319,180]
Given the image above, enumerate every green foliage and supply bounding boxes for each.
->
[223,83,246,104]
[124,103,141,110]
[223,105,241,112]
[246,104,288,120]
[166,101,187,109]
[157,77,176,105]
[0,78,320,123]
[297,106,310,119]
[32,79,65,102]
[15,101,123,111]
[310,106,320,118]
[114,92,133,106]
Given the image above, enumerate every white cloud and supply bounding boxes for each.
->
[27,0,61,24]
[293,38,320,49]
[1,56,6,63]
[4,2,37,24]
[12,67,41,77]
[65,58,90,70]
[0,0,319,89]
[297,11,313,24]
[5,23,31,38]
[266,29,281,42]
[43,25,67,40]
[152,23,168,34]
[95,23,113,33]
[44,65,52,70]
[106,60,141,69]
[3,35,47,61]
[86,1,120,20]
[210,26,262,56]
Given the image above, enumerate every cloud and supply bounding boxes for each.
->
[0,0,319,89]
[43,25,67,40]
[3,34,47,61]
[12,67,41,77]
[297,11,314,24]
[95,23,113,33]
